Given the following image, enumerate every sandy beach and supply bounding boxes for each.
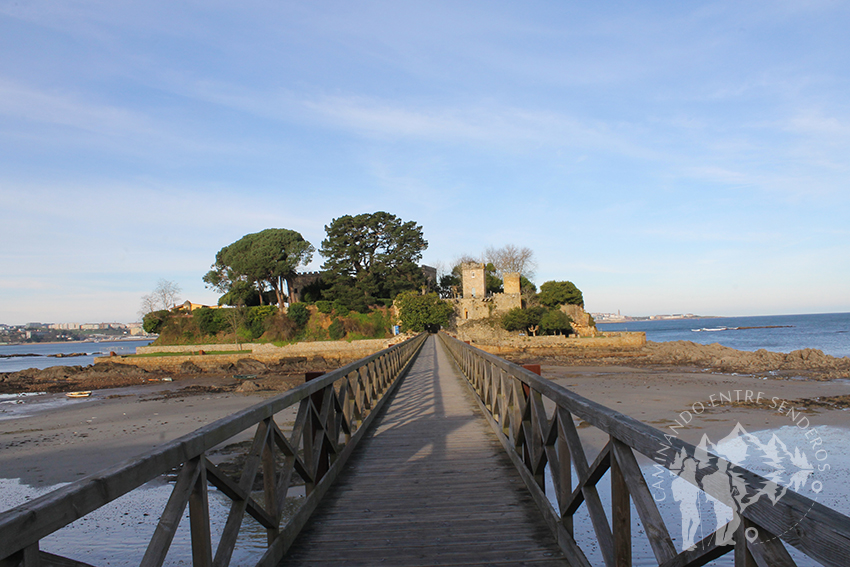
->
[546,364,850,440]
[0,377,298,488]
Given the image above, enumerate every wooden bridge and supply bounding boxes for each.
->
[1,333,849,567]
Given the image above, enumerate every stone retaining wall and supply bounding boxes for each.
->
[451,331,646,356]
[100,336,412,373]
[135,343,259,354]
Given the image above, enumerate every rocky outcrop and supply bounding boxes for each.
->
[180,361,203,374]
[0,361,156,393]
[641,341,850,379]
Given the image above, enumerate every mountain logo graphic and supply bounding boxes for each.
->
[668,423,816,550]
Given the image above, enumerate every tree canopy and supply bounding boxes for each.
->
[319,212,427,310]
[501,306,547,335]
[539,310,573,335]
[204,228,314,308]
[395,291,453,332]
[537,280,584,308]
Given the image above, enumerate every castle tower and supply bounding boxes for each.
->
[503,272,521,295]
[461,262,486,298]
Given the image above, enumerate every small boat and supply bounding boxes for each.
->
[233,374,258,381]
[65,391,92,398]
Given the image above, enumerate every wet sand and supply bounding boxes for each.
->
[540,364,850,464]
[0,378,293,488]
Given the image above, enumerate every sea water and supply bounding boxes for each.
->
[0,339,154,373]
[0,476,273,566]
[598,312,850,358]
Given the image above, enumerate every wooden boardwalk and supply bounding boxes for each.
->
[281,336,571,566]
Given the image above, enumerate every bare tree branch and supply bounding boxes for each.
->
[153,279,182,311]
[484,245,537,279]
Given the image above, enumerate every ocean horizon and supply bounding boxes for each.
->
[598,311,850,358]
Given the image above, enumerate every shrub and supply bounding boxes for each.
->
[332,300,351,317]
[287,303,310,328]
[328,318,346,340]
[315,300,333,314]
[193,307,223,335]
[344,309,392,338]
[246,305,277,339]
[501,308,529,332]
[143,310,171,334]
[540,309,573,335]
[263,312,297,342]
[502,306,547,334]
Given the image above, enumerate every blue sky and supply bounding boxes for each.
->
[2,1,848,324]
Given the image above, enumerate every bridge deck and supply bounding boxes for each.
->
[281,336,571,566]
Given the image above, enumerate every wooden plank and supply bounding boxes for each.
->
[140,457,202,567]
[735,517,757,567]
[611,439,631,567]
[657,525,732,567]
[280,336,572,567]
[254,332,427,567]
[203,459,275,529]
[611,439,677,564]
[35,552,95,567]
[262,419,279,545]
[188,460,212,567]
[213,420,270,567]
[746,524,798,567]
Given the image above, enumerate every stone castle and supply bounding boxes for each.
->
[453,262,522,322]
[452,262,598,337]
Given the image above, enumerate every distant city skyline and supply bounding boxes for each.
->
[2,2,849,325]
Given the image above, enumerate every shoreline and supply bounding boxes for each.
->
[0,336,156,347]
[3,359,848,489]
[2,339,850,396]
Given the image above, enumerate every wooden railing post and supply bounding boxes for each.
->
[611,439,631,567]
[263,418,279,546]
[557,419,573,537]
[735,517,757,567]
[189,456,212,567]
[302,396,316,497]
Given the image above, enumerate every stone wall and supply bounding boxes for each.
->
[289,272,323,303]
[503,272,521,294]
[136,343,257,354]
[448,331,646,356]
[104,337,410,373]
[492,292,522,314]
[461,262,486,299]
[453,298,493,322]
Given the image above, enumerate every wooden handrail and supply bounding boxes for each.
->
[439,332,850,567]
[0,333,428,567]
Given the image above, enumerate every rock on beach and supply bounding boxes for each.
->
[642,341,850,379]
